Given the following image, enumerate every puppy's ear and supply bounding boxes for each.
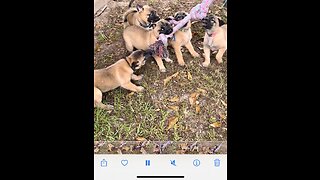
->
[126,56,133,62]
[136,4,143,12]
[217,18,226,26]
[165,17,173,21]
[174,13,179,19]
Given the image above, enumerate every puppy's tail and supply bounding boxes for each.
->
[123,8,137,23]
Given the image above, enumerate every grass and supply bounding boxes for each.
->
[96,31,107,43]
[94,57,226,141]
[94,89,168,141]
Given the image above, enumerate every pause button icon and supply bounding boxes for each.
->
[146,160,151,166]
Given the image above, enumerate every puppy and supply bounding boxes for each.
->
[201,15,227,67]
[94,50,151,110]
[166,11,200,66]
[123,19,173,72]
[123,1,160,29]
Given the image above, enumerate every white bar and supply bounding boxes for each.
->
[94,154,227,180]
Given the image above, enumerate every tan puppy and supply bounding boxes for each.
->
[123,19,173,72]
[201,15,227,67]
[167,12,200,66]
[94,50,151,110]
[123,2,160,29]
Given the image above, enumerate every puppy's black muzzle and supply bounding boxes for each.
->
[201,16,214,30]
[174,13,187,21]
[159,24,173,35]
[148,11,160,24]
[202,15,226,29]
[174,13,188,28]
[159,23,173,35]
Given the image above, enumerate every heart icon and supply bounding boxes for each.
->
[121,160,128,166]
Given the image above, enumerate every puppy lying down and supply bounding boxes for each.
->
[94,50,151,110]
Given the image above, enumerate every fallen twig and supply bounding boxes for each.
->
[212,142,223,153]
[94,4,108,18]
[161,141,172,152]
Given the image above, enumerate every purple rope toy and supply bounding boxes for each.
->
[149,0,215,58]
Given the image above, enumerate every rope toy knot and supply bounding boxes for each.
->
[149,40,169,59]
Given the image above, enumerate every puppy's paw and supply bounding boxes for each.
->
[164,58,173,63]
[160,68,167,72]
[136,74,144,81]
[136,86,145,92]
[202,61,210,67]
[216,59,223,64]
[192,52,200,58]
[178,61,186,66]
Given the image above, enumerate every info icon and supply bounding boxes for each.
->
[193,159,200,167]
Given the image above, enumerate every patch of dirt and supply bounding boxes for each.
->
[94,0,227,144]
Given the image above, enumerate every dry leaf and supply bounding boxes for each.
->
[166,116,179,130]
[202,146,211,154]
[210,122,222,128]
[172,72,179,77]
[168,105,179,111]
[136,137,147,141]
[220,99,227,107]
[94,147,99,153]
[153,144,160,153]
[144,140,151,146]
[189,92,200,106]
[130,145,134,151]
[195,104,201,114]
[176,150,186,154]
[218,112,227,120]
[96,141,105,147]
[179,143,188,151]
[107,144,114,152]
[161,141,171,150]
[126,92,135,98]
[140,147,147,154]
[164,72,179,86]
[117,149,122,154]
[187,71,193,80]
[169,96,179,102]
[197,88,207,95]
[191,146,199,152]
[122,146,130,152]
